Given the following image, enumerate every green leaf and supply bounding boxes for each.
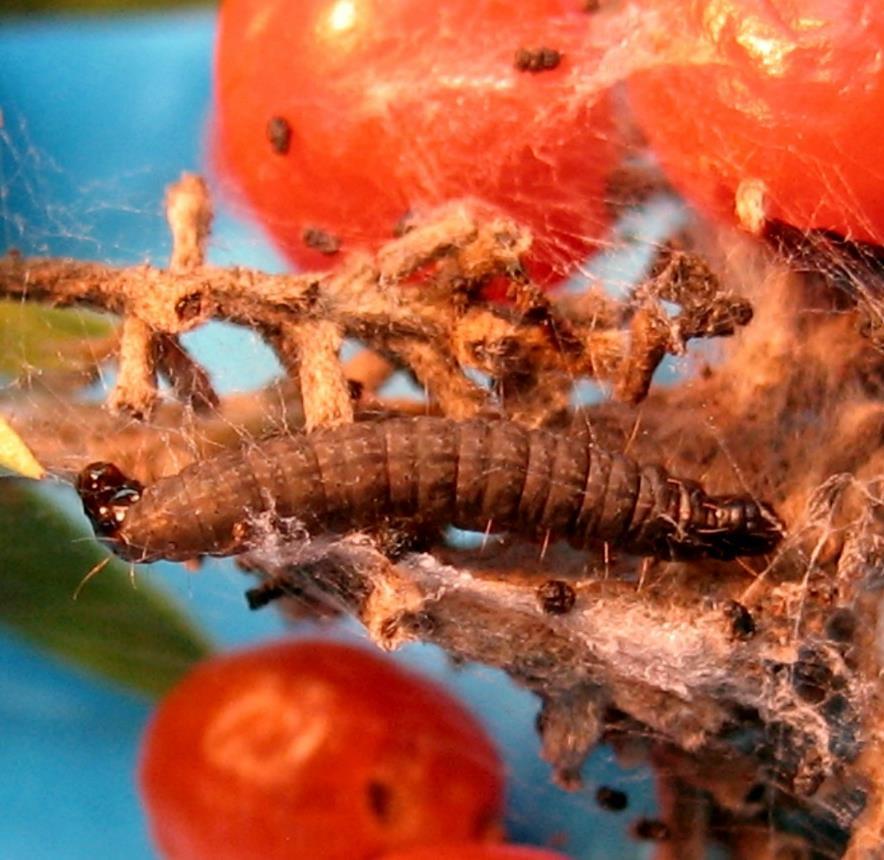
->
[0,415,45,479]
[0,480,213,698]
[0,300,116,378]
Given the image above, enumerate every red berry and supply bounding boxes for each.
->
[140,640,504,860]
[213,0,618,286]
[628,0,884,243]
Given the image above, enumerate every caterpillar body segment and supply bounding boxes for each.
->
[76,417,782,564]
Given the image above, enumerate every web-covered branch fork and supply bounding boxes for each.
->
[0,176,755,425]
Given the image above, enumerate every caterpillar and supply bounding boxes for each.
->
[75,416,782,564]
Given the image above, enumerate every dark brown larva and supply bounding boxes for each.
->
[76,417,782,564]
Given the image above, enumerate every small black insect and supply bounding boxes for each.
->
[537,579,576,615]
[265,115,292,155]
[514,47,562,73]
[595,786,628,812]
[245,580,296,610]
[76,417,782,564]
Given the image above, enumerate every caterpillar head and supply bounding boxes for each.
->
[697,497,784,560]
[75,462,143,539]
[657,495,783,560]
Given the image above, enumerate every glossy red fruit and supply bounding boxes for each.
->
[628,0,884,243]
[381,844,571,859]
[140,640,504,860]
[213,0,618,286]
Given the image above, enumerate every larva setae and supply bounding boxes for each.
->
[76,417,782,563]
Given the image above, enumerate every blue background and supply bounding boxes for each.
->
[0,12,668,858]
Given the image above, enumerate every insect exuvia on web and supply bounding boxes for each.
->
[75,417,783,564]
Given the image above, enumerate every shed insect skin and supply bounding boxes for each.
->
[75,417,782,564]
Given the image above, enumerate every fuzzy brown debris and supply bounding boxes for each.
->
[2,381,305,484]
[152,333,220,412]
[0,181,754,423]
[615,246,754,403]
[156,173,220,412]
[240,535,859,812]
[652,776,709,860]
[101,174,220,415]
[108,315,158,418]
[7,177,877,854]
[222,234,884,856]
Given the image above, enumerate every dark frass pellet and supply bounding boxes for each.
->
[595,786,628,812]
[174,291,203,322]
[826,607,858,643]
[365,780,392,822]
[633,818,671,841]
[245,582,287,611]
[537,579,576,615]
[514,47,562,73]
[302,227,342,255]
[724,599,756,639]
[266,116,292,155]
[792,652,834,704]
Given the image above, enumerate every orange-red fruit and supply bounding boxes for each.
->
[140,640,504,860]
[381,844,571,859]
[213,0,617,286]
[628,0,884,244]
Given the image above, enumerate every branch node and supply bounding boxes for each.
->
[166,172,213,272]
[108,315,159,418]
